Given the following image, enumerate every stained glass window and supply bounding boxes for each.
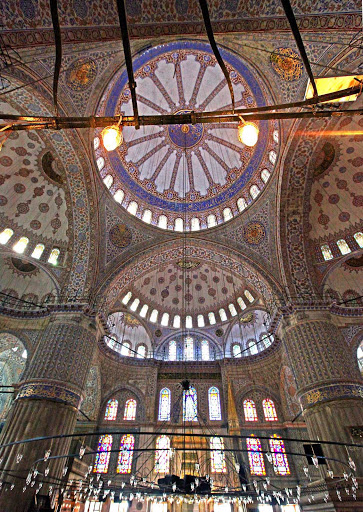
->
[263,399,278,421]
[201,340,209,361]
[183,386,197,421]
[354,232,363,248]
[169,340,177,361]
[247,436,266,476]
[158,388,171,421]
[269,435,290,475]
[210,437,226,473]
[48,248,60,265]
[155,435,170,473]
[124,399,137,420]
[117,434,134,474]
[337,239,351,255]
[0,228,14,245]
[321,244,333,261]
[232,344,242,358]
[243,399,258,422]
[208,387,222,420]
[13,237,29,254]
[93,434,112,473]
[184,337,194,360]
[104,399,118,421]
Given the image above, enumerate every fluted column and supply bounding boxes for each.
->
[278,308,363,477]
[0,307,98,511]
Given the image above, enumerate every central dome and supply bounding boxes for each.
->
[94,41,279,230]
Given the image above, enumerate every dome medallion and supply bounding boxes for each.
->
[94,41,279,230]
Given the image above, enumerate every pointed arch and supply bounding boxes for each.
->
[262,398,278,421]
[158,388,171,421]
[243,399,258,422]
[208,387,222,421]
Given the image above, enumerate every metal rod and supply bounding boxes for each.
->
[280,0,318,97]
[0,108,361,132]
[116,0,139,128]
[49,0,62,115]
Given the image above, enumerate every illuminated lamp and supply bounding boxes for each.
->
[237,118,259,147]
[101,116,123,151]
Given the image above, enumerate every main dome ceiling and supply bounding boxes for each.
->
[94,41,279,230]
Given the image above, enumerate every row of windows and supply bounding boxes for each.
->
[0,228,60,265]
[105,338,148,359]
[321,232,363,261]
[96,137,274,231]
[231,334,273,357]
[93,433,289,476]
[103,393,278,424]
[121,290,255,327]
[167,338,214,361]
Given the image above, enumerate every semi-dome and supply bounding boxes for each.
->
[94,41,279,231]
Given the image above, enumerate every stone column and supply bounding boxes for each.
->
[278,308,363,477]
[0,306,98,511]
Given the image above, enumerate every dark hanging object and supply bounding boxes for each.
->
[49,0,62,115]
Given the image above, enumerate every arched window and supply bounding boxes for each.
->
[13,237,29,254]
[354,232,363,248]
[261,169,270,183]
[244,290,254,302]
[237,197,247,212]
[173,315,181,328]
[127,201,138,215]
[248,340,258,356]
[31,244,45,259]
[96,157,105,171]
[210,437,226,473]
[104,399,118,421]
[262,399,278,421]
[136,345,146,358]
[223,207,233,221]
[114,189,125,204]
[337,239,351,255]
[103,174,113,189]
[169,340,177,361]
[219,308,227,322]
[191,217,200,231]
[269,435,290,475]
[197,314,205,328]
[174,218,184,232]
[150,309,158,323]
[117,434,134,474]
[232,344,242,358]
[48,248,60,265]
[207,214,217,228]
[0,228,14,245]
[139,304,148,318]
[243,399,258,422]
[161,312,169,326]
[124,399,137,420]
[120,341,131,357]
[155,435,170,473]
[321,244,333,261]
[237,297,246,310]
[357,341,363,374]
[142,209,152,224]
[250,185,260,199]
[201,340,209,361]
[122,291,132,305]
[158,388,171,421]
[158,215,168,229]
[185,315,193,328]
[208,312,216,325]
[269,150,277,165]
[183,386,197,421]
[262,333,273,348]
[130,298,140,311]
[228,303,237,316]
[184,336,194,360]
[247,436,266,476]
[93,434,112,473]
[208,387,222,420]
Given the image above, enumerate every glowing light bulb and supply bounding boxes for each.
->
[237,121,259,147]
[101,125,123,151]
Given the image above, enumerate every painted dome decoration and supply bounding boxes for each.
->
[94,41,279,231]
